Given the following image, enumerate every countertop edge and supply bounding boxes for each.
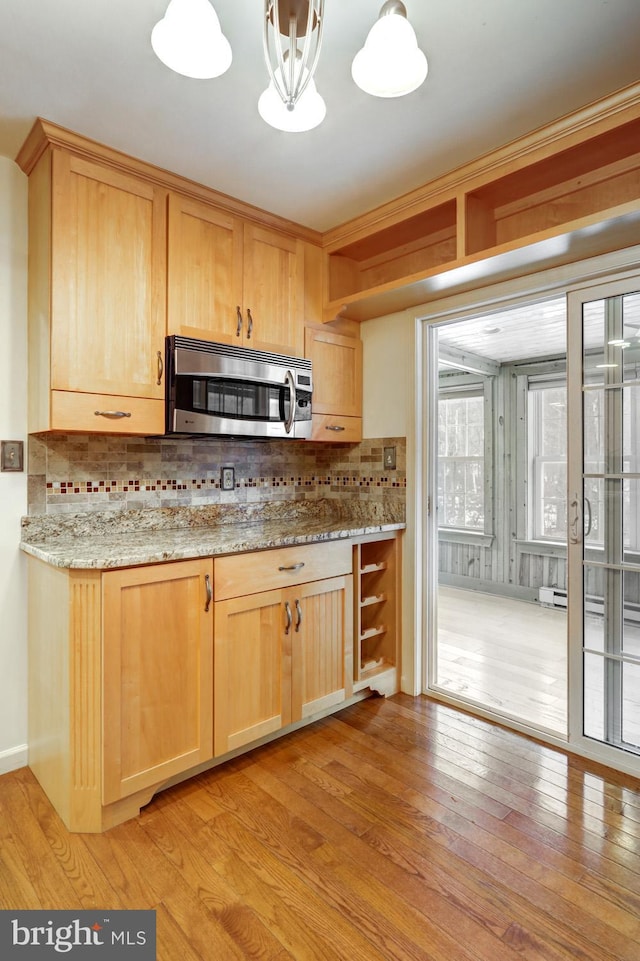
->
[20,521,406,570]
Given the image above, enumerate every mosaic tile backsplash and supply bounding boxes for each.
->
[27,434,406,516]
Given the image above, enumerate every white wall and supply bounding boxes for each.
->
[361,311,420,695]
[0,157,28,773]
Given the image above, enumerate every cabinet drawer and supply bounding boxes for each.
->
[51,391,165,435]
[214,541,352,600]
[311,413,362,442]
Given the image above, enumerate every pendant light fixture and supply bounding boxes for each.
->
[151,0,232,80]
[150,1,428,132]
[352,0,428,98]
[258,1,326,132]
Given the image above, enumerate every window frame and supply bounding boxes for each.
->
[527,378,568,543]
[437,374,494,538]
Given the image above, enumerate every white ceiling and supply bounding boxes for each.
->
[437,293,640,365]
[1,1,640,232]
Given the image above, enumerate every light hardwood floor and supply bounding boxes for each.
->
[436,586,568,735]
[2,694,640,960]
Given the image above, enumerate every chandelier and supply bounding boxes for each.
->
[151,0,428,133]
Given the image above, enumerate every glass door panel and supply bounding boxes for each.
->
[568,280,640,764]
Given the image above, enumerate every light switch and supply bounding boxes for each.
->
[1,440,24,472]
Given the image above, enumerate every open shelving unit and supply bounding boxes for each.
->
[323,85,640,323]
[353,533,400,694]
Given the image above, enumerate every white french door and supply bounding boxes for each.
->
[567,275,640,772]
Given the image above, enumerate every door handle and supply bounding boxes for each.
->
[284,600,292,635]
[584,497,592,538]
[156,349,164,386]
[284,369,296,435]
[236,305,242,337]
[295,599,303,633]
[569,495,583,545]
[204,573,212,612]
[246,308,253,339]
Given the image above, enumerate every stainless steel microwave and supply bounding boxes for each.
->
[165,335,313,439]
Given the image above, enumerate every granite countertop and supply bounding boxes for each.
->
[20,499,405,570]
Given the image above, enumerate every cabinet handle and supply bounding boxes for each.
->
[284,600,292,635]
[236,306,242,337]
[94,410,131,419]
[278,562,305,572]
[246,308,253,339]
[156,350,164,386]
[295,599,303,633]
[325,425,346,432]
[204,573,212,612]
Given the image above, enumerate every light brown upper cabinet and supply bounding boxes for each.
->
[167,194,305,357]
[28,148,167,434]
[305,326,363,441]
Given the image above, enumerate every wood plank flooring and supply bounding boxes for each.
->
[437,586,568,735]
[2,694,640,960]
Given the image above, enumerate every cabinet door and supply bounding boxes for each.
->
[305,327,363,441]
[243,224,304,356]
[291,576,353,721]
[167,193,244,344]
[102,559,213,804]
[214,587,291,756]
[51,151,166,402]
[305,328,362,417]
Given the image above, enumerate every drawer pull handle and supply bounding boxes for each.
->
[246,308,253,339]
[278,562,305,572]
[325,424,345,432]
[295,599,303,633]
[94,410,132,419]
[284,600,292,635]
[204,573,212,612]
[156,350,164,386]
[236,305,242,337]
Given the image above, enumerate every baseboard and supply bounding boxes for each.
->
[0,744,28,775]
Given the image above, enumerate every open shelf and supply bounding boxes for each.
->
[361,592,387,608]
[360,561,387,575]
[353,534,400,688]
[328,200,457,305]
[465,116,640,256]
[322,88,640,323]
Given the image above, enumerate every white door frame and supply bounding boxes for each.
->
[414,244,640,776]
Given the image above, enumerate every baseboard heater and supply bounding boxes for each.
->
[538,587,640,622]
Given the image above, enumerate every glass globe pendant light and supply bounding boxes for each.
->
[352,0,428,98]
[259,1,326,132]
[151,0,232,80]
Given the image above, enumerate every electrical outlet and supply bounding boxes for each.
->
[1,440,24,472]
[221,466,235,491]
[383,446,396,470]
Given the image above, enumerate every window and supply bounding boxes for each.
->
[437,389,485,531]
[528,383,567,540]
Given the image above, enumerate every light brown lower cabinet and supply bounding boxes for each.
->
[28,556,214,833]
[102,560,214,805]
[213,575,353,757]
[26,534,398,832]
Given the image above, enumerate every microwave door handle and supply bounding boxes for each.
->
[284,370,296,434]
